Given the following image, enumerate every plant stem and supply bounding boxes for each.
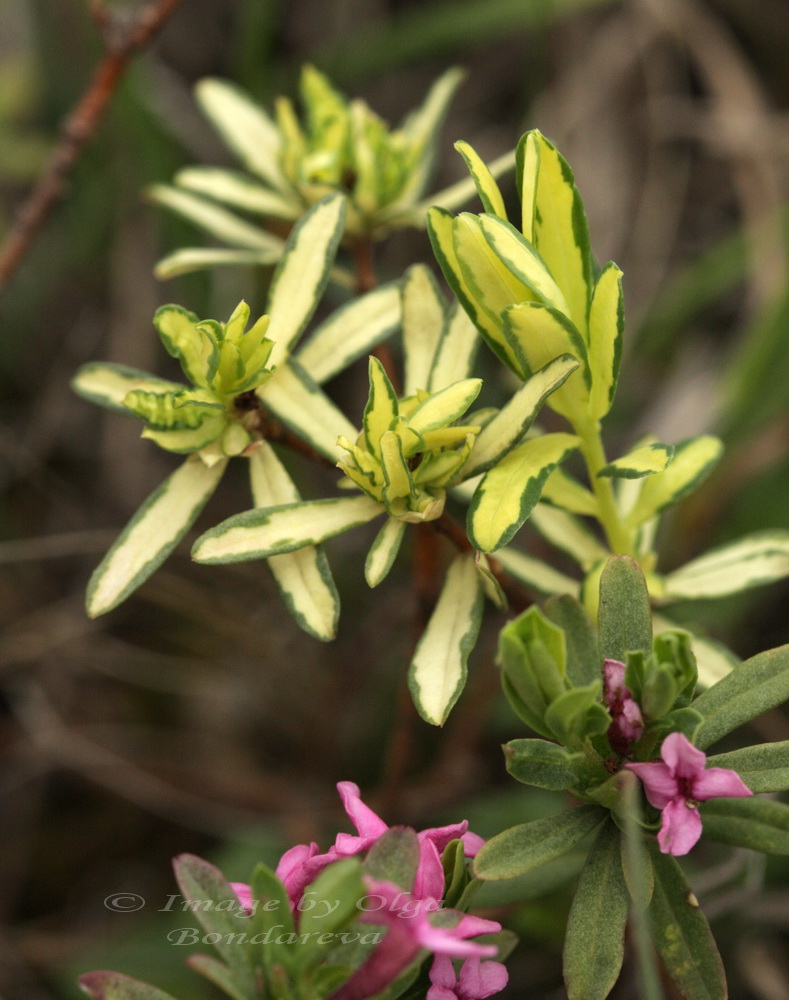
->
[575,416,633,556]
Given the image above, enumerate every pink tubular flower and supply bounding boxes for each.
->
[427,954,508,1000]
[603,658,644,755]
[626,731,752,856]
[328,879,501,1000]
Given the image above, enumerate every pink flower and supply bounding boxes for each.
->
[626,731,752,855]
[328,879,502,1000]
[427,954,508,1000]
[603,658,644,755]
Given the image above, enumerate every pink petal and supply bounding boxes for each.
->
[427,988,458,1000]
[620,699,644,741]
[625,761,679,809]
[276,842,319,883]
[603,659,628,702]
[429,955,458,991]
[693,767,753,802]
[418,924,498,959]
[461,832,486,858]
[230,882,253,914]
[661,732,707,780]
[337,781,389,839]
[414,837,446,901]
[420,821,469,855]
[333,832,379,857]
[457,957,508,1000]
[657,798,703,856]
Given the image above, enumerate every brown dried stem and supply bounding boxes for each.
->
[0,0,186,293]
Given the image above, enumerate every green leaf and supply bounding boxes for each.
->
[563,822,628,1000]
[504,738,586,791]
[648,846,727,1000]
[494,546,581,597]
[474,805,606,880]
[79,972,179,1000]
[249,443,339,641]
[248,862,295,975]
[153,304,218,389]
[147,184,283,251]
[365,516,406,588]
[587,261,624,419]
[652,614,738,690]
[543,594,600,686]
[154,246,284,280]
[692,644,789,749]
[408,553,483,725]
[193,495,383,564]
[87,457,227,618]
[195,78,289,190]
[266,194,347,366]
[71,363,182,415]
[463,354,579,477]
[517,130,593,338]
[259,360,358,461]
[468,432,579,552]
[530,503,609,570]
[626,436,723,527]
[364,828,420,892]
[173,854,255,987]
[428,302,480,391]
[661,531,789,600]
[298,858,364,939]
[454,140,507,218]
[295,282,401,384]
[402,264,446,396]
[701,797,789,854]
[186,956,248,1000]
[599,442,674,480]
[598,555,652,661]
[175,166,298,218]
[544,683,610,747]
[706,742,789,794]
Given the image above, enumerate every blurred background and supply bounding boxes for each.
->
[1,0,788,997]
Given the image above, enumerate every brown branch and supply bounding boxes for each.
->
[0,0,186,293]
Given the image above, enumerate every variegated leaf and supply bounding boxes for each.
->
[408,554,483,725]
[463,354,579,477]
[661,531,789,601]
[79,971,179,1000]
[598,442,674,480]
[87,457,227,617]
[428,302,479,391]
[540,467,598,517]
[175,166,298,219]
[626,436,723,527]
[365,516,406,588]
[517,130,593,338]
[72,363,182,415]
[146,185,282,251]
[402,264,446,396]
[142,416,226,454]
[195,78,290,191]
[192,495,384,564]
[454,140,507,219]
[363,356,399,460]
[408,378,481,436]
[418,149,516,217]
[154,246,283,279]
[468,432,580,552]
[249,444,339,641]
[494,546,581,597]
[475,552,507,611]
[587,262,624,418]
[266,194,347,367]
[259,360,357,461]
[295,282,401,384]
[530,503,609,570]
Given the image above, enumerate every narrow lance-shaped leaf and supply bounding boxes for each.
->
[467,432,579,553]
[79,972,179,1000]
[706,742,789,794]
[363,356,399,459]
[295,282,402,384]
[692,644,789,750]
[87,457,227,618]
[661,531,789,600]
[402,264,446,396]
[365,516,406,588]
[462,354,579,477]
[154,246,284,280]
[175,166,298,219]
[544,594,600,687]
[540,466,599,517]
[192,494,384,564]
[454,140,507,219]
[626,436,723,527]
[647,845,727,1000]
[587,261,624,419]
[408,553,483,726]
[266,194,347,366]
[530,503,609,570]
[494,546,581,597]
[504,739,586,791]
[428,302,479,391]
[597,555,652,659]
[186,956,248,1000]
[598,442,674,479]
[407,377,482,436]
[71,363,183,415]
[700,797,789,854]
[474,805,606,880]
[563,822,629,1000]
[250,443,339,642]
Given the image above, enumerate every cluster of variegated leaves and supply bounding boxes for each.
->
[473,555,789,1000]
[147,65,513,280]
[426,128,789,686]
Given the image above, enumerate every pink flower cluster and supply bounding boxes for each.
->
[233,781,507,1000]
[603,658,644,755]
